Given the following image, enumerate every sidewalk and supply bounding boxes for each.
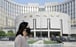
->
[63,42,76,47]
[0,41,76,47]
[0,41,14,47]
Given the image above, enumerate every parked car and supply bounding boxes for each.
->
[9,36,15,41]
[69,37,76,42]
[0,37,9,41]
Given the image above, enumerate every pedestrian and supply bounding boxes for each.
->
[15,22,31,47]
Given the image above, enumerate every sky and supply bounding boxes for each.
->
[13,0,66,5]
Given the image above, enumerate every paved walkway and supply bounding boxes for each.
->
[32,40,44,47]
[0,41,14,47]
[0,41,76,47]
[63,42,76,47]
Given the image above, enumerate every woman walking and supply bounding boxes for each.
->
[15,22,31,47]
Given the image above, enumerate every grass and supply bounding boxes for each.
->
[44,40,58,44]
[28,40,37,44]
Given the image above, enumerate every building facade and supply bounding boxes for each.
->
[0,0,76,34]
[16,12,70,38]
[0,0,15,32]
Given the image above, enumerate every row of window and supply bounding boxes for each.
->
[2,0,75,13]
[0,7,15,27]
[1,0,76,26]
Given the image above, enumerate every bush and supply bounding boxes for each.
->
[0,30,6,37]
[7,30,15,37]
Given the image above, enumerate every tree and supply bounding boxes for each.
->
[7,30,15,37]
[0,30,6,37]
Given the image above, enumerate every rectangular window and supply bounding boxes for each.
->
[39,8,45,11]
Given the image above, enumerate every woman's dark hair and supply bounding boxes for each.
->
[16,22,31,37]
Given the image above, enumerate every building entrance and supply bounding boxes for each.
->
[50,32,60,37]
[36,31,48,38]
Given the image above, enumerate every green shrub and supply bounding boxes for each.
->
[0,30,6,37]
[44,40,58,44]
[7,30,15,37]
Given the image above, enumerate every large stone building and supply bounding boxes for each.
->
[0,0,76,37]
[16,12,71,38]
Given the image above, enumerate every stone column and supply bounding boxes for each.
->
[48,31,50,39]
[34,31,36,38]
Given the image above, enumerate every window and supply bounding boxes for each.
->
[39,8,45,11]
